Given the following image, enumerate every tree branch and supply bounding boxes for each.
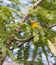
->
[0,0,43,65]
[15,0,44,32]
[0,55,6,65]
[21,0,43,23]
[9,36,34,50]
[48,24,56,29]
[18,36,34,47]
[10,34,34,42]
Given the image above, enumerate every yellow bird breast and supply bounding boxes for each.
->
[31,22,39,28]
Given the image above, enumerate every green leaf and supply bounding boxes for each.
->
[2,46,7,57]
[33,35,39,43]
[8,51,16,60]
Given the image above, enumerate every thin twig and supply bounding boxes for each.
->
[11,34,34,42]
[18,36,34,47]
[9,36,34,50]
[48,24,56,29]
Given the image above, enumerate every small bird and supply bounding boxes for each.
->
[30,20,39,28]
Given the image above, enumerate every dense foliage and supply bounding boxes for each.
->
[0,0,56,65]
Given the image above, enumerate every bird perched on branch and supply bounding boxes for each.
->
[30,20,39,28]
